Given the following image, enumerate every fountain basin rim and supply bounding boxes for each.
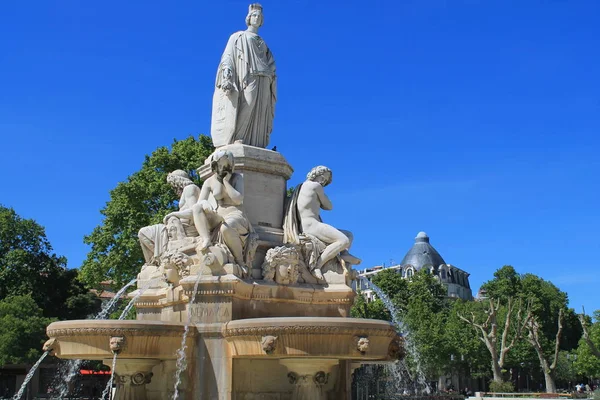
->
[47,319,195,338]
[224,317,396,337]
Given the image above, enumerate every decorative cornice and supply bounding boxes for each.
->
[222,325,395,338]
[47,327,196,338]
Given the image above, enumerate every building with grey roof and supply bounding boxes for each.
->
[355,231,473,301]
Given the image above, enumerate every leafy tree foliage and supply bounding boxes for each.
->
[446,299,492,379]
[352,269,454,382]
[351,264,587,391]
[350,291,389,320]
[80,135,214,287]
[0,295,54,365]
[480,266,582,392]
[399,271,451,379]
[575,311,600,378]
[0,206,99,319]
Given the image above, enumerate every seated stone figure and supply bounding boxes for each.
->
[283,165,361,281]
[163,150,256,277]
[138,170,200,265]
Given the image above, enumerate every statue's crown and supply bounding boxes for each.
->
[248,3,263,13]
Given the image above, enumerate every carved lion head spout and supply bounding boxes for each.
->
[109,336,126,355]
[261,335,278,354]
[355,336,370,354]
[43,338,59,356]
[388,335,406,360]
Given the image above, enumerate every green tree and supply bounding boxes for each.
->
[80,135,214,288]
[365,269,454,385]
[481,265,522,300]
[0,206,99,319]
[578,310,600,359]
[481,266,582,392]
[0,295,54,365]
[350,291,389,321]
[446,299,492,380]
[458,296,526,385]
[401,271,451,381]
[575,311,600,379]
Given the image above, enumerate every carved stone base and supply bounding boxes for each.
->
[280,359,338,400]
[133,274,356,323]
[102,359,159,400]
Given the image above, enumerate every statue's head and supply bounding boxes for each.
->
[245,3,264,28]
[262,245,302,285]
[307,166,332,187]
[261,335,278,354]
[109,336,126,354]
[211,150,235,178]
[167,170,194,195]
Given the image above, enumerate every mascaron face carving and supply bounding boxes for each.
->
[355,336,370,353]
[43,338,59,355]
[261,335,278,354]
[109,336,126,354]
[388,335,405,360]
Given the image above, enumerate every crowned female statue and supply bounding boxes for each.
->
[210,3,277,149]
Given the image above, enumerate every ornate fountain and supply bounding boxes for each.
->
[45,4,403,399]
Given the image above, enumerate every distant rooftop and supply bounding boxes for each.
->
[399,231,446,271]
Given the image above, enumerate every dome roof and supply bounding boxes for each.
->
[400,232,446,270]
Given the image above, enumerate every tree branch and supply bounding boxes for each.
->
[579,310,600,359]
[549,309,563,370]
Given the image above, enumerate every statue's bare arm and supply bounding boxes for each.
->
[179,185,200,210]
[222,173,244,206]
[198,180,211,202]
[163,208,193,224]
[315,184,333,211]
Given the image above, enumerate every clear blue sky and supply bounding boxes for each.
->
[1,1,599,312]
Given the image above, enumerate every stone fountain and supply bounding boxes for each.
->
[44,4,403,399]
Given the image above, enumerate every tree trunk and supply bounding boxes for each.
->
[543,370,556,394]
[491,361,503,383]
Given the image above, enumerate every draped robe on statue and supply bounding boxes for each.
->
[211,30,277,148]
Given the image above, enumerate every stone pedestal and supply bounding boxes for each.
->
[198,143,293,277]
[176,274,355,322]
[194,323,232,400]
[102,359,159,400]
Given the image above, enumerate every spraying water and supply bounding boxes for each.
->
[172,274,203,400]
[118,278,160,320]
[50,278,138,398]
[12,350,50,400]
[358,277,432,394]
[101,353,118,400]
[96,278,138,319]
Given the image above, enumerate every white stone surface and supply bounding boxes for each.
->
[283,166,361,281]
[211,4,277,149]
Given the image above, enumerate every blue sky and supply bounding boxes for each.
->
[1,0,599,312]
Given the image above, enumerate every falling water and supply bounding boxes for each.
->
[51,278,137,398]
[359,277,432,394]
[172,274,203,400]
[12,350,50,400]
[101,353,118,400]
[96,278,138,319]
[118,278,160,320]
